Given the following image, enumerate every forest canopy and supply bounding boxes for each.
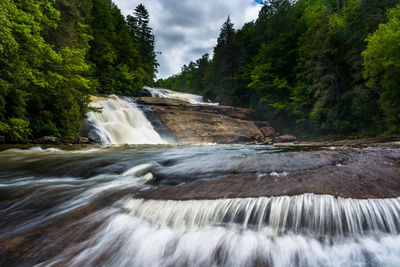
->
[1,0,399,142]
[0,0,157,142]
[157,0,400,137]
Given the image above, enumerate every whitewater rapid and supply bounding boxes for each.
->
[0,144,400,266]
[86,95,167,145]
[1,86,400,266]
[144,87,218,105]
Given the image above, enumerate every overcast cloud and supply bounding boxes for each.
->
[113,0,262,78]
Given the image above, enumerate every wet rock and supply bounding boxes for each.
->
[276,134,297,143]
[81,122,107,144]
[138,104,179,143]
[136,149,400,200]
[140,88,153,97]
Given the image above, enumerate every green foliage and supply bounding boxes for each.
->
[363,4,400,133]
[0,0,158,142]
[0,118,30,142]
[87,1,156,96]
[158,0,399,137]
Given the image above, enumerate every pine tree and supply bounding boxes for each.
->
[204,16,237,103]
[127,4,158,85]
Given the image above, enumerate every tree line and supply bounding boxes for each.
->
[157,0,400,138]
[0,0,157,142]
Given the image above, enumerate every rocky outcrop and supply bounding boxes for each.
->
[275,134,297,143]
[137,97,272,144]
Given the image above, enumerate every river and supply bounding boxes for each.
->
[1,91,400,266]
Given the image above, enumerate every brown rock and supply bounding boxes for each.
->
[276,134,297,143]
[135,150,400,200]
[138,97,254,120]
[259,126,276,138]
[138,97,269,144]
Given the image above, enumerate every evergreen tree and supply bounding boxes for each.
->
[158,0,400,137]
[205,16,237,103]
[127,4,158,85]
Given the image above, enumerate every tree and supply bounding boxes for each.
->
[204,16,237,103]
[127,4,158,85]
[363,4,400,133]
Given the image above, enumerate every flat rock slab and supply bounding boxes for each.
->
[136,149,400,200]
[138,97,267,144]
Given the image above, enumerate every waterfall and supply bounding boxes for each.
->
[144,87,217,105]
[86,95,167,145]
[40,194,400,266]
[124,194,400,237]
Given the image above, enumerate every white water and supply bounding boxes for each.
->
[86,95,167,145]
[124,194,400,236]
[39,194,400,267]
[45,216,400,267]
[145,87,218,105]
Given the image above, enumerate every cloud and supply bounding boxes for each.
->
[113,0,262,78]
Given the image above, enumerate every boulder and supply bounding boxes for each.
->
[259,126,276,138]
[275,134,297,143]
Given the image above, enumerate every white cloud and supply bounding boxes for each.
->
[113,0,262,78]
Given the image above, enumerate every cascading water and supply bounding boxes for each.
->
[86,95,167,145]
[144,86,218,105]
[123,195,400,236]
[1,127,400,265]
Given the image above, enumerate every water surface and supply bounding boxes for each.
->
[1,144,400,266]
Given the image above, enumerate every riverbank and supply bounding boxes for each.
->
[276,134,400,146]
[2,134,399,147]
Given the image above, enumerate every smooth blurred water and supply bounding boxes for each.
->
[86,95,168,145]
[144,87,218,105]
[0,144,400,266]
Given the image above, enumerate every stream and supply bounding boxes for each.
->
[1,92,400,266]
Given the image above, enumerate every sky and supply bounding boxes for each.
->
[113,0,263,79]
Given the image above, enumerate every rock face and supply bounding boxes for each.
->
[137,97,270,144]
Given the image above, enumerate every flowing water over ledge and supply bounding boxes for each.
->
[1,144,400,266]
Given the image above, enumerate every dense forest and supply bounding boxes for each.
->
[157,0,400,138]
[0,0,157,142]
